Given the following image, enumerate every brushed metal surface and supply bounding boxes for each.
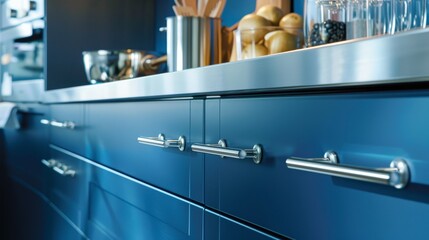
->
[44,29,429,103]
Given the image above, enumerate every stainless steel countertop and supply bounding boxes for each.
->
[44,28,429,103]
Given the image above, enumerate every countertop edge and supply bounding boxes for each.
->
[43,29,429,103]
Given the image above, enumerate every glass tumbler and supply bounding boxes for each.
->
[367,0,394,36]
[410,0,426,28]
[304,0,347,46]
[393,0,412,32]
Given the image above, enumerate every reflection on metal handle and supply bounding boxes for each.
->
[40,119,50,125]
[285,151,409,189]
[137,134,186,151]
[40,119,75,129]
[41,159,56,168]
[50,120,75,129]
[53,165,76,177]
[41,159,75,177]
[191,139,263,164]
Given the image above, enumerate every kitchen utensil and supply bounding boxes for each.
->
[211,0,226,18]
[82,50,167,84]
[172,0,227,17]
[203,0,217,17]
[166,16,222,71]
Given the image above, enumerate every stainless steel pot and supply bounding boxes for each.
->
[82,50,167,84]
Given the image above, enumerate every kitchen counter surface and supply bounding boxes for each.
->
[44,28,429,103]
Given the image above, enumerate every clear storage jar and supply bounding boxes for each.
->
[305,0,398,47]
[304,0,347,46]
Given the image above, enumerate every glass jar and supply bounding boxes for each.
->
[304,0,347,46]
[347,0,369,39]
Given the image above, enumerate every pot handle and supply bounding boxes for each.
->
[140,55,167,75]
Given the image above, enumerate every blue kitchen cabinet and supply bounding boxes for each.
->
[85,151,204,240]
[86,100,204,202]
[2,103,50,194]
[204,91,429,239]
[49,104,86,156]
[205,210,281,240]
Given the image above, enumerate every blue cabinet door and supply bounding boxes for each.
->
[3,103,50,194]
[204,91,429,239]
[85,157,204,240]
[205,210,281,240]
[86,100,204,202]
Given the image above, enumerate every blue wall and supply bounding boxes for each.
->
[154,0,304,54]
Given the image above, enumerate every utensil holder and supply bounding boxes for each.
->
[166,16,222,71]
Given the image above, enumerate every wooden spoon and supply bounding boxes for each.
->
[198,0,206,17]
[175,0,183,7]
[203,0,217,17]
[211,0,227,18]
[183,0,197,15]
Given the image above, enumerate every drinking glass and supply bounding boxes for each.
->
[410,0,426,28]
[393,0,412,32]
[368,0,394,36]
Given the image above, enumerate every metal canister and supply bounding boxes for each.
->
[166,16,222,72]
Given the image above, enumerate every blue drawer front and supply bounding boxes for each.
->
[50,104,86,156]
[86,161,204,240]
[48,146,90,229]
[205,91,429,239]
[205,210,280,240]
[86,100,204,202]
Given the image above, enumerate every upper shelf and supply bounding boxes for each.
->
[44,28,429,103]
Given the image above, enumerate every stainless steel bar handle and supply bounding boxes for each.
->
[285,151,409,189]
[50,120,76,129]
[40,119,50,125]
[53,165,76,177]
[40,119,75,129]
[137,133,186,151]
[191,139,263,164]
[41,159,57,168]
